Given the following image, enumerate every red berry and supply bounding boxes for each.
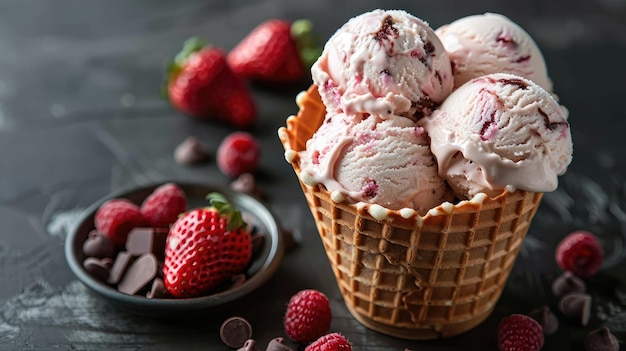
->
[498,314,544,351]
[163,193,252,298]
[140,183,187,227]
[555,231,603,278]
[95,199,148,246]
[217,132,260,177]
[167,38,257,128]
[284,289,332,343]
[304,333,352,351]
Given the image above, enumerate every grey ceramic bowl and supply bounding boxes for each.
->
[65,181,284,316]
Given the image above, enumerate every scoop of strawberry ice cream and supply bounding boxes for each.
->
[311,9,454,120]
[419,73,572,199]
[299,111,452,213]
[436,13,553,92]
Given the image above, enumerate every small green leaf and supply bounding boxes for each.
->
[291,19,322,69]
[206,192,246,231]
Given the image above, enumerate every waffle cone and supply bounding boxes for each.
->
[278,86,544,340]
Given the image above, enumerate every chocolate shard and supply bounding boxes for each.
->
[107,251,133,285]
[220,316,253,349]
[82,230,116,259]
[558,292,592,326]
[552,271,586,297]
[265,337,294,351]
[146,277,167,299]
[126,227,168,261]
[528,305,559,335]
[584,327,620,351]
[117,253,158,295]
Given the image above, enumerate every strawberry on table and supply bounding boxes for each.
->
[163,193,252,298]
[166,37,257,128]
[227,19,321,84]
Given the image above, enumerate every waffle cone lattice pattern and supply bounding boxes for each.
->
[278,86,544,339]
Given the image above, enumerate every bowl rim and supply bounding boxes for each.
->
[64,180,285,312]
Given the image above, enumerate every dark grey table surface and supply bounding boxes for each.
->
[1,0,625,350]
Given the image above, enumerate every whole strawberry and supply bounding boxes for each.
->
[140,183,187,228]
[227,19,321,84]
[163,193,252,298]
[167,37,257,128]
[498,314,544,351]
[217,132,260,177]
[95,199,148,246]
[555,230,603,278]
[284,289,332,343]
[304,333,352,351]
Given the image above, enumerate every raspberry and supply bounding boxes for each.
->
[284,289,332,343]
[555,230,603,278]
[95,199,147,246]
[217,132,260,177]
[140,183,187,227]
[498,314,544,351]
[304,333,352,351]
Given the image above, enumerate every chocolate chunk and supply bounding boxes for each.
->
[229,274,247,290]
[584,327,620,351]
[146,277,167,299]
[174,136,210,165]
[83,257,112,282]
[220,316,253,348]
[107,251,133,285]
[126,227,168,260]
[251,233,265,257]
[117,253,158,295]
[528,305,559,335]
[558,292,592,326]
[231,173,261,198]
[82,230,115,259]
[552,271,586,297]
[237,339,259,351]
[266,337,294,351]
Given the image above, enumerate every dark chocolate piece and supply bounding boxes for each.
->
[528,305,559,335]
[558,292,591,326]
[82,230,115,259]
[229,274,247,290]
[174,136,210,165]
[107,251,133,285]
[231,173,261,198]
[117,253,158,295]
[83,257,112,282]
[584,327,620,351]
[237,339,259,351]
[125,227,168,261]
[251,233,265,257]
[552,271,586,297]
[265,337,294,351]
[146,277,167,299]
[220,316,253,349]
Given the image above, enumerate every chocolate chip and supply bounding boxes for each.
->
[126,227,168,260]
[231,173,261,198]
[220,316,253,348]
[146,277,167,299]
[107,251,133,285]
[117,253,158,295]
[558,292,592,326]
[528,305,559,335]
[82,230,115,259]
[584,327,620,351]
[266,337,294,351]
[83,257,112,282]
[237,339,259,351]
[174,136,210,165]
[552,271,586,297]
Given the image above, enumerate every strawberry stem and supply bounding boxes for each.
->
[163,37,207,99]
[291,19,322,69]
[206,192,246,231]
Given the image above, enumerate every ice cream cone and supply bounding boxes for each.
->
[278,85,544,340]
